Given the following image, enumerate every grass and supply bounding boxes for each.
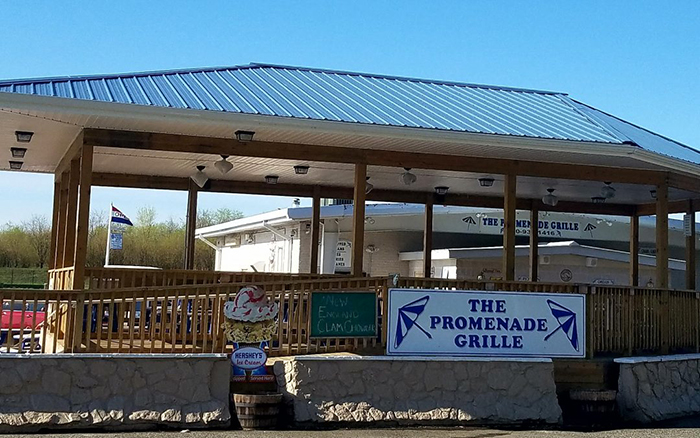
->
[0,267,48,287]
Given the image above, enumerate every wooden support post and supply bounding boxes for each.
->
[630,212,640,287]
[503,174,517,281]
[62,159,80,268]
[48,178,61,271]
[529,201,539,282]
[687,200,697,291]
[184,179,198,270]
[352,164,367,277]
[54,172,69,269]
[656,182,669,289]
[423,195,434,278]
[73,141,93,290]
[310,186,321,274]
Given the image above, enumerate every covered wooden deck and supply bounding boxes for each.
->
[1,64,699,359]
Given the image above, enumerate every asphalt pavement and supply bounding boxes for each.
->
[11,420,700,438]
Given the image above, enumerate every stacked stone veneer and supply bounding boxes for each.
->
[0,354,230,432]
[616,354,700,423]
[273,356,562,425]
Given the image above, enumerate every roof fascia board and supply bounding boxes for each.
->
[0,92,631,152]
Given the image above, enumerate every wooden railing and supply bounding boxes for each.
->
[11,276,700,358]
[589,286,699,356]
[47,277,386,356]
[48,267,74,290]
[81,267,340,290]
[0,289,78,353]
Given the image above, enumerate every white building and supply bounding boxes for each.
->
[196,203,697,289]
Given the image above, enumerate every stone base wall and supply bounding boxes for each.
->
[616,354,700,423]
[0,354,230,432]
[273,356,562,425]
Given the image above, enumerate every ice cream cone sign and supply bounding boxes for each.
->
[222,285,279,344]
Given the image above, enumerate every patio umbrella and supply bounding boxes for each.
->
[394,295,431,349]
[544,299,579,351]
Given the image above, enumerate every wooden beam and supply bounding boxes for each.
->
[423,195,434,278]
[55,131,85,176]
[54,172,69,269]
[73,144,93,290]
[84,128,670,185]
[310,186,321,274]
[630,212,639,287]
[637,197,700,216]
[62,159,80,269]
[656,181,669,289]
[686,200,696,291]
[92,172,637,216]
[529,201,539,282]
[184,179,198,270]
[352,164,367,277]
[503,174,517,281]
[48,177,61,271]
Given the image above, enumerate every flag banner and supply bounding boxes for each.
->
[387,288,585,358]
[111,206,133,226]
[109,232,123,250]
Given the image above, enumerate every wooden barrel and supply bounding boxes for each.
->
[233,393,282,430]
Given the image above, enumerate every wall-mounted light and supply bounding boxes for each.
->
[478,177,495,187]
[400,168,417,186]
[600,182,616,199]
[191,165,208,188]
[15,131,33,143]
[9,161,23,170]
[364,217,375,225]
[294,165,310,175]
[591,196,606,204]
[265,175,279,185]
[365,176,374,194]
[650,189,657,199]
[214,155,233,174]
[235,130,255,142]
[10,147,27,159]
[542,188,558,207]
[434,186,449,196]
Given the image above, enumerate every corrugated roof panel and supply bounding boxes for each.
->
[1,62,697,166]
[121,77,152,106]
[571,100,700,165]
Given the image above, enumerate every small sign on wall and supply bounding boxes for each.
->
[334,240,352,273]
[387,288,585,358]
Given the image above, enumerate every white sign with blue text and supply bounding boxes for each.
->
[387,289,585,358]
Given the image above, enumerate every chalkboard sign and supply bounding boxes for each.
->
[310,292,378,338]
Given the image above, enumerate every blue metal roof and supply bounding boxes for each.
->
[1,63,698,165]
[0,63,625,144]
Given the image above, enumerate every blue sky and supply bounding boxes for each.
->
[1,1,698,225]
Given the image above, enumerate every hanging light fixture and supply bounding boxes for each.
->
[600,182,616,199]
[15,131,33,143]
[650,189,657,199]
[591,196,606,204]
[400,168,417,186]
[264,175,279,185]
[235,130,255,142]
[10,147,27,159]
[191,165,208,188]
[478,177,495,187]
[214,155,233,174]
[434,186,449,196]
[542,188,558,207]
[294,165,310,175]
[365,176,374,194]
